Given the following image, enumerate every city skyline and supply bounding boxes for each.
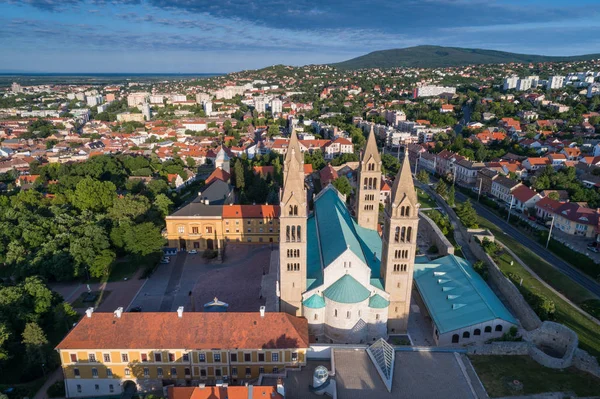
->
[1,0,600,73]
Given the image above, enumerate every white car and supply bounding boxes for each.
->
[188,250,198,254]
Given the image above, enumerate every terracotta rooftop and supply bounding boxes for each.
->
[222,205,280,219]
[168,386,283,399]
[56,312,308,350]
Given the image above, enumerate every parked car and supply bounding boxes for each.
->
[528,216,536,221]
[129,306,142,312]
[160,258,170,264]
[188,250,198,254]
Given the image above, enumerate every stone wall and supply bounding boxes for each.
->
[418,212,455,256]
[466,233,542,331]
[573,348,600,378]
[524,321,578,369]
[467,341,530,356]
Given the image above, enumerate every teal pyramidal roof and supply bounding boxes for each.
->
[413,254,517,334]
[307,186,382,279]
[323,274,371,304]
[368,294,390,309]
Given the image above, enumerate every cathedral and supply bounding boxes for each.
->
[279,128,419,344]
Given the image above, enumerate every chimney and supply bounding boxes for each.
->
[247,385,253,399]
[114,307,123,318]
[198,383,206,389]
[276,378,285,397]
[85,307,94,318]
[204,199,209,205]
[177,306,184,318]
[260,306,266,317]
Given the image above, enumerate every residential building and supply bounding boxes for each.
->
[127,92,149,107]
[116,112,145,123]
[454,159,485,187]
[510,185,542,212]
[56,310,308,398]
[413,85,456,98]
[522,157,551,171]
[86,95,103,107]
[491,176,521,204]
[203,101,213,117]
[476,168,499,196]
[270,98,283,114]
[547,75,565,90]
[503,76,518,91]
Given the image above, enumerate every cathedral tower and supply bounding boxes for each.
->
[279,130,308,316]
[356,126,381,231]
[381,152,419,333]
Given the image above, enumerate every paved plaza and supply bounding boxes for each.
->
[129,244,273,312]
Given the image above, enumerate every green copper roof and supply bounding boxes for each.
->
[323,274,371,304]
[310,186,382,274]
[413,255,517,334]
[370,278,385,290]
[303,294,326,309]
[368,294,390,309]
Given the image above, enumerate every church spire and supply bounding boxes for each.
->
[390,151,417,207]
[364,125,381,165]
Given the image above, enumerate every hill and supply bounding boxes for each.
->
[332,45,600,70]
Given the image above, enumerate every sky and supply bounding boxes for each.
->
[1,0,600,73]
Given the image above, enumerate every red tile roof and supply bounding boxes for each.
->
[168,386,283,399]
[205,168,230,185]
[536,197,563,213]
[511,185,538,203]
[222,205,280,219]
[56,312,308,350]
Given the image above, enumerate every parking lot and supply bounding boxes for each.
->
[129,244,273,313]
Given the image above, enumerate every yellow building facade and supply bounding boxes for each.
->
[56,311,308,398]
[165,204,280,252]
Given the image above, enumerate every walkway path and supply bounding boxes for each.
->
[32,368,62,399]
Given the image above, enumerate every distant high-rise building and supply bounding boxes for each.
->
[86,95,103,107]
[203,101,213,116]
[270,98,282,114]
[196,92,211,104]
[127,92,149,107]
[75,92,86,101]
[254,97,267,113]
[142,103,151,121]
[171,94,187,102]
[11,82,22,93]
[588,83,600,99]
[516,78,532,91]
[547,76,565,90]
[503,76,518,91]
[413,85,456,98]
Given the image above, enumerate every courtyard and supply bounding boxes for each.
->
[128,244,273,312]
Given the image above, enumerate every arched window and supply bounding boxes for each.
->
[286,226,290,242]
[334,309,338,317]
[363,177,368,188]
[290,226,295,242]
[394,227,400,243]
[294,205,298,216]
[406,226,412,243]
[314,314,318,321]
[474,329,481,336]
[346,311,351,319]
[495,325,503,332]
[463,331,470,339]
[452,334,459,343]
[484,326,492,333]
[405,207,410,217]
[289,205,293,216]
[400,206,405,216]
[401,226,406,242]
[297,226,301,241]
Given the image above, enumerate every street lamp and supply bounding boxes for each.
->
[546,215,555,249]
[477,177,483,203]
[507,195,514,223]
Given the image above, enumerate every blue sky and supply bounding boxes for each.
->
[0,0,599,73]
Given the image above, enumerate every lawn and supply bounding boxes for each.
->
[469,355,600,398]
[417,188,437,209]
[477,216,600,360]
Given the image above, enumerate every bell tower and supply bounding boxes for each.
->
[381,151,419,333]
[356,126,381,231]
[279,130,307,316]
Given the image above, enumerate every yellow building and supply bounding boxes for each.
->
[165,203,280,252]
[56,309,308,398]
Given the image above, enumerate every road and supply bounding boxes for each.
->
[454,103,472,134]
[455,190,600,298]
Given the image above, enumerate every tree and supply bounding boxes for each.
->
[435,180,448,197]
[89,249,116,278]
[71,178,116,212]
[381,154,400,176]
[332,176,352,196]
[21,322,48,366]
[153,194,173,218]
[233,159,245,190]
[0,324,10,362]
[448,184,456,207]
[122,222,165,257]
[109,195,151,222]
[456,200,479,228]
[186,156,196,168]
[416,170,429,184]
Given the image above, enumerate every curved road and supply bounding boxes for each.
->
[455,190,600,298]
